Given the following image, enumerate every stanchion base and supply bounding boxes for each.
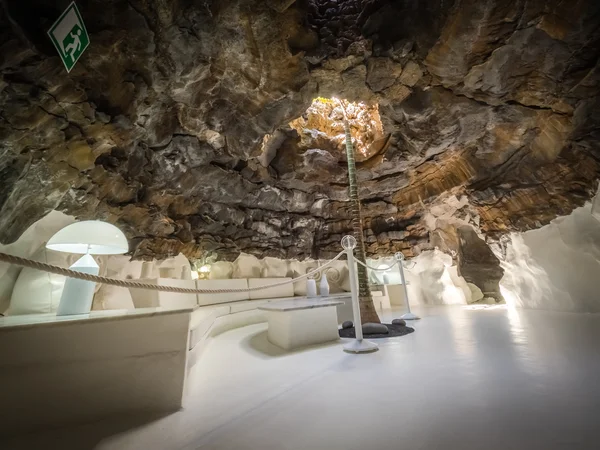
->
[401,312,420,320]
[343,339,379,354]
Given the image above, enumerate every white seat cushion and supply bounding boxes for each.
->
[7,268,64,315]
[261,257,288,278]
[248,278,294,300]
[93,284,135,311]
[232,253,261,278]
[208,261,234,279]
[196,279,250,306]
[129,278,198,309]
[5,248,73,315]
[189,305,230,350]
[229,299,271,314]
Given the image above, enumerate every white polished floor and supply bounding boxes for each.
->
[5,305,600,449]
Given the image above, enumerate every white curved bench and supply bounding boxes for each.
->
[129,276,353,369]
[187,293,353,369]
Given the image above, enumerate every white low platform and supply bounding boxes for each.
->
[0,307,192,435]
[259,298,343,350]
[6,305,600,450]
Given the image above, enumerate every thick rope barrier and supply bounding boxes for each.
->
[0,251,346,294]
[355,259,399,272]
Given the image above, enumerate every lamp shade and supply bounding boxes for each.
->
[46,220,128,255]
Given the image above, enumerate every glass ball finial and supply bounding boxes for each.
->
[341,235,357,250]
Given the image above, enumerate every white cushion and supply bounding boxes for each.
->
[319,260,350,293]
[208,261,233,279]
[0,210,75,314]
[5,248,74,315]
[289,260,318,295]
[140,261,157,278]
[180,265,193,280]
[248,278,294,300]
[232,253,261,278]
[129,278,198,309]
[7,269,64,315]
[158,267,177,278]
[155,253,191,280]
[196,279,250,306]
[261,257,288,278]
[92,284,135,311]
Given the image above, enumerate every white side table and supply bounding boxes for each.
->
[258,298,343,350]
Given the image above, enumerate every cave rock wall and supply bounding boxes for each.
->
[0,0,599,265]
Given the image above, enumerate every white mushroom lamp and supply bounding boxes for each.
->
[46,220,128,316]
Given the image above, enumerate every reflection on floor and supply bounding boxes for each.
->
[5,306,600,450]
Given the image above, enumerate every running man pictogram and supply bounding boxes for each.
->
[64,27,83,62]
[48,2,90,72]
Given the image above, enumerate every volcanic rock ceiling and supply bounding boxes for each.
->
[1,0,599,262]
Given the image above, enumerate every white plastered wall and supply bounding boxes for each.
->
[500,202,600,312]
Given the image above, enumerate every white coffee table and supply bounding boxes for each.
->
[258,298,343,350]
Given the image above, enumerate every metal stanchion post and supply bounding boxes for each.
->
[395,252,420,320]
[342,235,378,353]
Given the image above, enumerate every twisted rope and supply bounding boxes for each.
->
[355,259,399,271]
[0,251,346,294]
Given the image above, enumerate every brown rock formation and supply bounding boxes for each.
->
[0,0,599,299]
[457,226,504,299]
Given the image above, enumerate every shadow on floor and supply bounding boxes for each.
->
[1,411,172,450]
[240,330,344,358]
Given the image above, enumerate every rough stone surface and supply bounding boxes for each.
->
[362,322,389,335]
[339,323,414,339]
[1,0,599,283]
[457,226,504,299]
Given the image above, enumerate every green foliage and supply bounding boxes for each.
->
[191,252,218,271]
[313,96,335,105]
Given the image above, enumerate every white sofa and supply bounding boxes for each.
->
[130,278,295,310]
[128,276,297,367]
[188,277,297,367]
[127,275,353,369]
[187,291,353,369]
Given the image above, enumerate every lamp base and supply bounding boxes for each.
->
[56,254,99,316]
[401,312,421,320]
[343,339,379,354]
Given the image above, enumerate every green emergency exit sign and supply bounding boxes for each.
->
[47,2,89,73]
